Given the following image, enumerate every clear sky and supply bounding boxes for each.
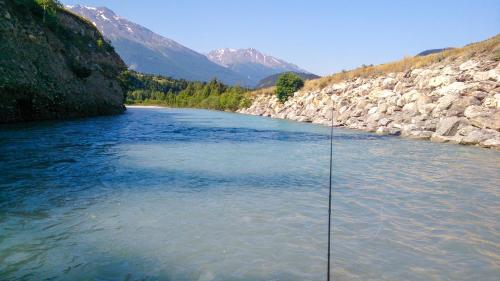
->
[62,0,500,76]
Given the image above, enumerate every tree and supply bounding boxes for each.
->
[35,0,61,23]
[275,72,304,103]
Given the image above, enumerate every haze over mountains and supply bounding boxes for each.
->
[207,48,310,86]
[67,5,313,87]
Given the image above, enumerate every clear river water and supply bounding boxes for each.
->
[0,107,499,281]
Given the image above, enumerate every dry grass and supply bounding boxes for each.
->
[247,86,276,97]
[249,34,500,96]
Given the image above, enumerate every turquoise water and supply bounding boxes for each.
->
[0,108,499,281]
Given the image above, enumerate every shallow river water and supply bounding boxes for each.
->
[0,108,499,281]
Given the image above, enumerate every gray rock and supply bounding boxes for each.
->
[464,105,487,118]
[296,116,312,122]
[427,75,454,88]
[459,60,478,71]
[402,102,418,116]
[382,77,396,89]
[408,131,433,140]
[416,94,432,112]
[435,93,459,112]
[431,134,463,144]
[350,109,363,117]
[457,125,477,136]
[461,130,489,145]
[379,118,391,126]
[465,109,500,130]
[378,102,388,113]
[435,116,461,136]
[480,139,500,149]
[449,96,480,115]
[367,106,378,115]
[366,112,382,124]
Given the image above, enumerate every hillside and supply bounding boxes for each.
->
[256,72,321,89]
[67,5,251,86]
[0,0,127,123]
[239,35,500,149]
[417,48,453,56]
[207,48,311,86]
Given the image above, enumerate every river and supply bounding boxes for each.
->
[0,107,498,280]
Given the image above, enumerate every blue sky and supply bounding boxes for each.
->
[62,0,500,76]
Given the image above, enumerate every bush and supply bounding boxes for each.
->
[275,72,304,102]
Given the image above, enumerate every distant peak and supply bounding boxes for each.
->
[207,47,307,74]
[67,5,117,16]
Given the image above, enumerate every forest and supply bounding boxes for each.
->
[120,71,252,111]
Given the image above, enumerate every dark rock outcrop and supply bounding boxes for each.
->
[0,0,127,123]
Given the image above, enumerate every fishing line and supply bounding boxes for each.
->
[327,99,334,281]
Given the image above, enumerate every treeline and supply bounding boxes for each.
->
[119,71,251,111]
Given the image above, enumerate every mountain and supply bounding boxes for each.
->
[256,72,321,89]
[1,1,126,123]
[207,48,312,87]
[416,48,453,56]
[66,5,250,86]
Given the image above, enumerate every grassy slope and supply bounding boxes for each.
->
[248,35,500,97]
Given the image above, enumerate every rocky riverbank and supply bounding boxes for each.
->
[239,42,500,150]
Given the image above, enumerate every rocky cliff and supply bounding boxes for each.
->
[239,36,500,150]
[0,0,127,123]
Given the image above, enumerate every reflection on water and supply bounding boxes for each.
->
[0,108,499,281]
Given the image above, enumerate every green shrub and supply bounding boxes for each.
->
[97,38,104,48]
[239,96,252,108]
[275,72,304,102]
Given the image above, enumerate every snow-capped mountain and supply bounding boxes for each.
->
[66,5,250,85]
[67,5,312,87]
[207,48,311,85]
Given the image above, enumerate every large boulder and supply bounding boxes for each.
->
[449,96,480,115]
[435,93,460,112]
[402,102,418,116]
[435,116,462,136]
[464,105,487,118]
[480,139,500,149]
[461,130,490,145]
[476,111,500,130]
[427,75,454,88]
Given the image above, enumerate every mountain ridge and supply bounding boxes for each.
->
[67,5,251,86]
[67,5,313,88]
[207,48,311,86]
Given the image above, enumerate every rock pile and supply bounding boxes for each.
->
[239,56,500,149]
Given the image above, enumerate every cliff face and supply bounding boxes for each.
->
[0,0,127,123]
[239,37,500,149]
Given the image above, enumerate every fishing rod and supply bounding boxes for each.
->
[327,101,334,281]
